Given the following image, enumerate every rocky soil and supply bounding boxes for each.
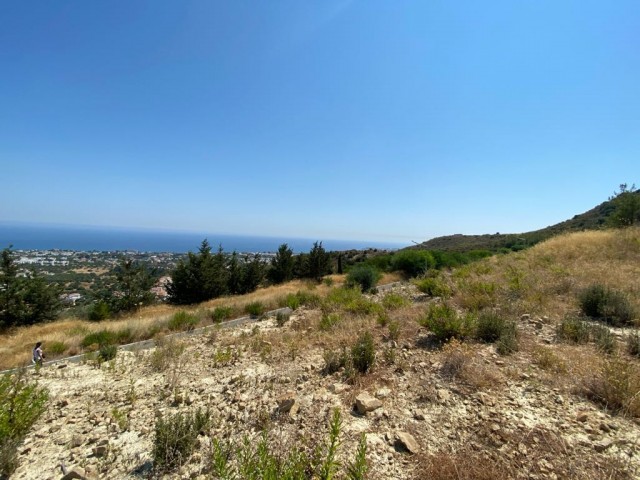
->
[12,284,640,479]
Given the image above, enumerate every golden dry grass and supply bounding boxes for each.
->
[0,277,348,371]
[448,228,640,320]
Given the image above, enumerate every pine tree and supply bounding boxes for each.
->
[167,240,229,305]
[0,247,61,329]
[268,243,295,284]
[110,258,156,313]
[307,241,331,281]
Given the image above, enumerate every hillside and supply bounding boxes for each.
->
[414,190,640,252]
[5,228,640,479]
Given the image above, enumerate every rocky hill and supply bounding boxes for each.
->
[9,228,640,479]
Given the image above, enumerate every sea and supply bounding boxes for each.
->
[0,223,405,254]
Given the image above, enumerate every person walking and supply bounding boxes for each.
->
[32,342,45,367]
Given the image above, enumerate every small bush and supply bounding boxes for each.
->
[98,344,118,363]
[440,339,471,379]
[210,306,233,323]
[276,311,290,327]
[388,321,400,341]
[47,341,67,355]
[496,321,519,355]
[346,265,381,292]
[149,338,185,372]
[414,277,451,298]
[323,347,349,374]
[556,317,591,344]
[475,313,508,343]
[391,250,435,277]
[627,332,640,357]
[283,293,300,310]
[319,313,341,331]
[244,301,265,317]
[351,331,376,374]
[88,300,110,321]
[580,357,640,416]
[0,371,48,476]
[81,330,117,348]
[420,303,475,342]
[376,311,389,327]
[579,284,635,326]
[532,346,567,373]
[590,324,617,355]
[325,287,382,316]
[115,328,134,344]
[153,408,211,473]
[168,311,199,331]
[209,408,364,479]
[381,292,410,310]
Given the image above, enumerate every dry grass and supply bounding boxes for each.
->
[416,423,634,480]
[446,228,640,320]
[438,340,502,392]
[0,278,346,371]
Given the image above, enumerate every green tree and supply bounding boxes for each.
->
[0,247,61,329]
[268,243,295,284]
[110,258,156,313]
[307,241,332,281]
[391,250,435,277]
[167,240,229,305]
[227,252,243,295]
[609,183,640,227]
[239,254,265,294]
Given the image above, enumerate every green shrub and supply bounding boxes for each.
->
[245,302,265,318]
[391,250,435,277]
[88,300,110,321]
[276,311,290,327]
[115,328,134,344]
[475,313,508,343]
[296,290,322,308]
[414,277,452,298]
[346,265,381,293]
[325,287,382,316]
[210,306,233,323]
[319,313,341,331]
[628,332,640,357]
[579,284,635,326]
[0,371,48,476]
[168,311,199,331]
[381,292,409,310]
[98,344,118,362]
[209,408,364,480]
[420,303,475,342]
[153,408,211,473]
[388,321,400,341]
[376,311,389,327]
[47,341,67,355]
[590,324,617,355]
[351,331,376,374]
[283,293,300,310]
[323,347,349,374]
[496,321,519,355]
[556,317,591,344]
[81,329,117,348]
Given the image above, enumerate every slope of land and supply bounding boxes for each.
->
[8,228,640,479]
[415,191,640,252]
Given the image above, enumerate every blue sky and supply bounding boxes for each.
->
[1,1,638,246]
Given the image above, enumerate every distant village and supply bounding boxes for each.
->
[13,249,278,308]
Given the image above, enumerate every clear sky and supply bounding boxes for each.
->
[1,1,638,245]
